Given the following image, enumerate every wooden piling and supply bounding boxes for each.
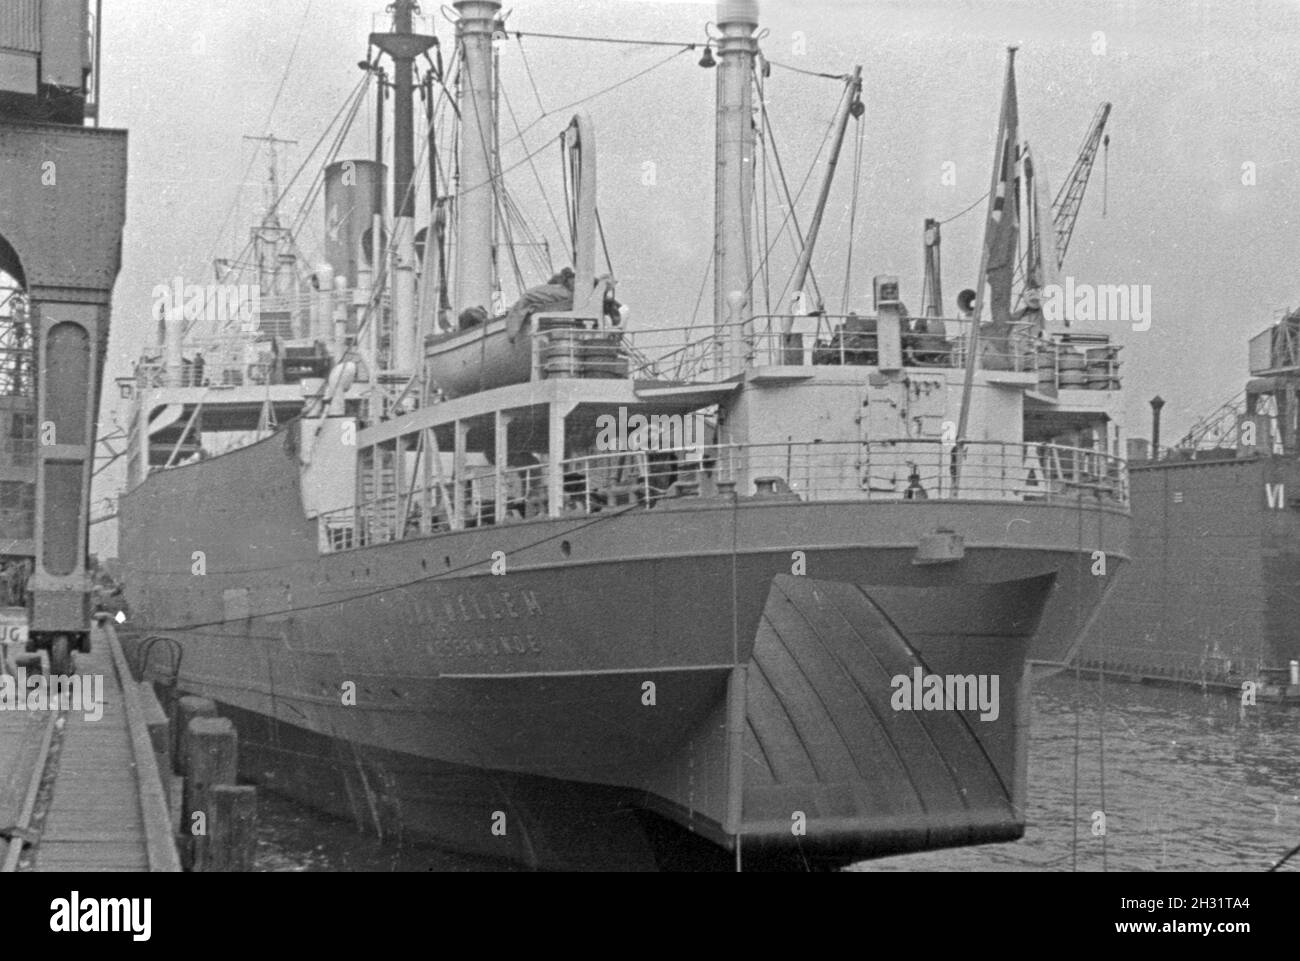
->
[202,785,257,872]
[171,694,216,775]
[183,716,237,871]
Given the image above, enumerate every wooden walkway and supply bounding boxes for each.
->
[0,624,179,872]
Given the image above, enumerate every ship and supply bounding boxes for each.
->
[112,0,1130,869]
[1076,310,1300,700]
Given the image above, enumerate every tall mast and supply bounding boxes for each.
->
[243,133,299,299]
[371,1,436,372]
[454,0,501,317]
[713,0,759,377]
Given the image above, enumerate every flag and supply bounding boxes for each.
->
[983,48,1020,324]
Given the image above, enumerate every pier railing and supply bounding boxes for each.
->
[317,438,1128,553]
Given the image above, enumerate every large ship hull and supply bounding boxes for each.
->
[119,428,1128,868]
[1076,454,1300,692]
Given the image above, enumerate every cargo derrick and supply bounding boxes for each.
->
[0,0,128,672]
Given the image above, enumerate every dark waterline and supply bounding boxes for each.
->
[253,674,1300,872]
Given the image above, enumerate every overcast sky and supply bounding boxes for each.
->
[91,0,1300,550]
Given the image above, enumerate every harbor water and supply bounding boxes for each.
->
[252,672,1300,872]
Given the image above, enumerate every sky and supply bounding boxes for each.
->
[89,0,1300,552]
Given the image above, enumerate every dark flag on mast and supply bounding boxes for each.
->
[983,47,1020,327]
[955,45,1021,455]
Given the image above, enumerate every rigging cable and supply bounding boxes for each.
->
[201,0,318,288]
[499,44,692,154]
[500,80,567,269]
[755,89,838,311]
[509,29,703,49]
[192,72,370,339]
[265,0,315,127]
[287,75,372,252]
[940,189,991,225]
[673,248,716,379]
[515,34,549,115]
[839,100,866,315]
[766,57,852,82]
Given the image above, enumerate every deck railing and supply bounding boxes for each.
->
[317,438,1128,553]
[134,286,386,389]
[532,313,1121,391]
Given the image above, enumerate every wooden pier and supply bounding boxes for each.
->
[0,623,180,872]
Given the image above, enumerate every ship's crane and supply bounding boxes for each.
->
[1049,101,1111,270]
[925,102,1110,316]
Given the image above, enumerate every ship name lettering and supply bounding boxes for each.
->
[426,633,543,657]
[521,590,542,616]
[499,592,518,618]
[457,595,473,622]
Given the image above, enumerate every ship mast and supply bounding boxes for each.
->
[243,133,300,300]
[713,0,759,377]
[371,1,436,373]
[453,0,501,318]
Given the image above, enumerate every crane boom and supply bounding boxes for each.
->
[1051,101,1111,269]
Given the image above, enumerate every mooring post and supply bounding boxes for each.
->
[206,785,258,872]
[183,716,238,871]
[171,695,217,775]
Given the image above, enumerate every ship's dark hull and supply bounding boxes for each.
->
[119,427,1129,868]
[1077,454,1300,692]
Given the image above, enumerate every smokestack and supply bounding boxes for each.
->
[323,160,386,289]
[1150,395,1165,459]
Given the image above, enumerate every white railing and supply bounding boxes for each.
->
[317,439,1128,553]
[135,286,386,389]
[532,314,1120,391]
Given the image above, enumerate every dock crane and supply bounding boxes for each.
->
[1048,101,1111,271]
[0,2,128,674]
[1020,100,1110,314]
[922,101,1111,314]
